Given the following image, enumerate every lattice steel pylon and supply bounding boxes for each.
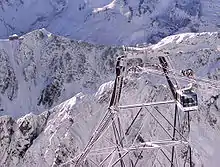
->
[70,55,196,167]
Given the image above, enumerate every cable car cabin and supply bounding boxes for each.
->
[176,88,198,112]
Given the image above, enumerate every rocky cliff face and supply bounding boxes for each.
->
[0,29,128,117]
[0,0,219,45]
[0,31,219,166]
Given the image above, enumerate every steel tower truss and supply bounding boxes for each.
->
[70,56,195,167]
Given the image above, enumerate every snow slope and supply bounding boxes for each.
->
[0,31,220,166]
[0,0,219,45]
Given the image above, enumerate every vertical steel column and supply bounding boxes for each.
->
[171,104,178,167]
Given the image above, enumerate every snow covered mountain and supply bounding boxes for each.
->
[0,31,220,166]
[0,29,124,117]
[0,0,219,45]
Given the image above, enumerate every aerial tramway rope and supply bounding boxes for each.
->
[141,67,220,90]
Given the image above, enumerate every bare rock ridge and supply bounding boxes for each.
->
[0,31,220,166]
[0,0,219,45]
[0,111,50,166]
